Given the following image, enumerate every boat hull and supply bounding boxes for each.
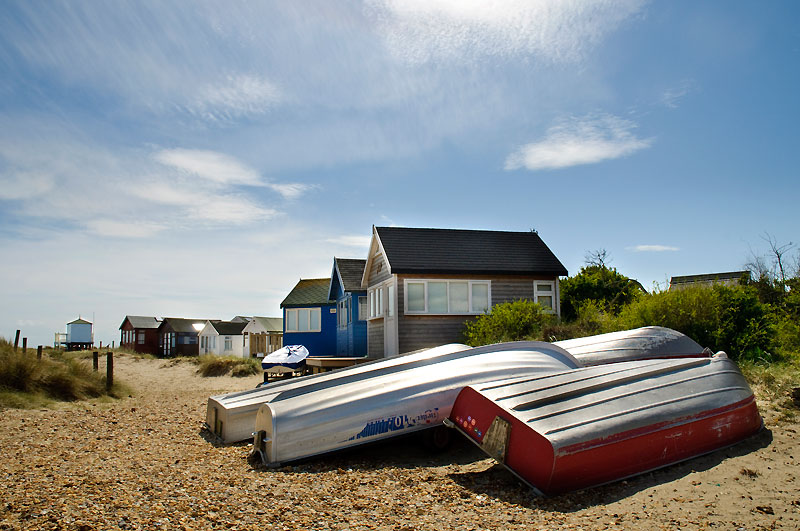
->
[553,326,707,365]
[251,341,580,465]
[206,327,706,444]
[205,344,472,443]
[447,355,763,495]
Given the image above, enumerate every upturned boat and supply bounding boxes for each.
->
[249,341,580,465]
[205,326,707,445]
[445,354,763,495]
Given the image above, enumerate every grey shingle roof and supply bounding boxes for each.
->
[375,227,568,276]
[210,321,248,335]
[335,258,367,292]
[250,316,283,332]
[120,316,160,330]
[281,278,335,307]
[160,318,211,333]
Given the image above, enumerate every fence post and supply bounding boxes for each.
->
[106,352,113,390]
[37,345,42,360]
[22,338,27,355]
[93,351,99,372]
[14,330,20,351]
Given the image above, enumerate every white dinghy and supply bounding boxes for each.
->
[249,341,580,466]
[205,327,707,445]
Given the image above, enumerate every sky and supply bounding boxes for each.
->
[1,1,799,347]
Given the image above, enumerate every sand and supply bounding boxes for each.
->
[0,353,797,530]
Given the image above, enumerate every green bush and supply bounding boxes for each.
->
[560,266,644,321]
[464,299,553,346]
[617,285,775,361]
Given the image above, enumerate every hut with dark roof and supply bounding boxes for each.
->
[361,226,567,358]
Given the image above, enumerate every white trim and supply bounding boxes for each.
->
[361,226,391,289]
[403,279,492,315]
[533,280,558,314]
[284,307,322,333]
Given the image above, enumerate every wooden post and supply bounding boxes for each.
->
[37,345,42,360]
[22,338,27,355]
[99,341,103,349]
[93,351,99,372]
[106,352,113,390]
[14,330,20,351]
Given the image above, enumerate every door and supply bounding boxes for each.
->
[383,281,398,356]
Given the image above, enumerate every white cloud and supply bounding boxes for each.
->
[369,0,645,64]
[128,181,279,225]
[0,172,55,200]
[661,80,697,109]
[154,149,263,186]
[628,245,680,252]
[189,74,283,122]
[153,148,312,200]
[505,114,653,171]
[267,182,316,200]
[325,235,372,248]
[85,219,164,238]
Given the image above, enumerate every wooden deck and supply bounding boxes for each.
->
[305,356,375,373]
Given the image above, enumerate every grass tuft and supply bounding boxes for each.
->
[196,354,261,377]
[0,337,128,408]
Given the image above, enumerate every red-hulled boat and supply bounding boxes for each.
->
[446,354,763,495]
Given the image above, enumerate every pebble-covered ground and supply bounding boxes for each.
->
[1,354,797,530]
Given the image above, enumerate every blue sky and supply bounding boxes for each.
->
[1,1,798,347]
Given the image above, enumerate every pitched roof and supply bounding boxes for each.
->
[670,271,749,286]
[160,318,211,333]
[374,226,568,276]
[120,315,160,330]
[209,321,248,335]
[68,318,92,325]
[250,316,283,332]
[281,278,334,307]
[335,258,367,292]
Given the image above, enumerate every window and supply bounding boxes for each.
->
[534,281,556,313]
[224,336,232,351]
[285,308,322,332]
[369,287,384,318]
[338,298,350,329]
[405,280,491,315]
[137,332,145,345]
[358,296,367,321]
[387,285,395,317]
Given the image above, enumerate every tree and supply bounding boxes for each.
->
[584,248,610,269]
[560,265,644,321]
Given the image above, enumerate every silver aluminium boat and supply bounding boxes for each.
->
[553,325,707,366]
[249,341,580,466]
[205,326,708,445]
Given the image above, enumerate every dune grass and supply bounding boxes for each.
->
[195,354,261,377]
[739,352,800,421]
[0,338,130,409]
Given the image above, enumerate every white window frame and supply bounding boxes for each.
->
[358,296,367,321]
[224,336,233,352]
[337,298,350,329]
[403,279,492,315]
[285,307,322,333]
[368,286,385,319]
[533,280,557,314]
